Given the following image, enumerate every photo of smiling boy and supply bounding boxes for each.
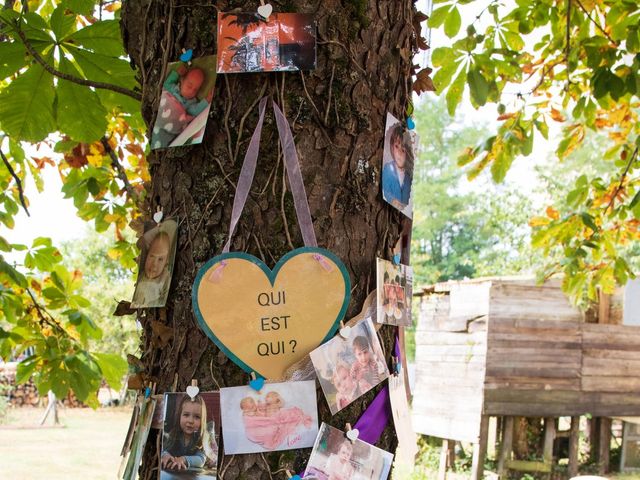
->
[310,318,388,415]
[131,219,178,309]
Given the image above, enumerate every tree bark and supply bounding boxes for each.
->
[121,1,415,478]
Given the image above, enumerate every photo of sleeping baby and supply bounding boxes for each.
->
[219,380,318,455]
[309,318,389,415]
[151,55,217,149]
[130,219,178,309]
[303,423,394,480]
[161,392,220,480]
[376,258,413,327]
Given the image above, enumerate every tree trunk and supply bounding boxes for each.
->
[121,1,415,478]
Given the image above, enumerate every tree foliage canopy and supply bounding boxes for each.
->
[0,0,143,405]
[427,0,640,303]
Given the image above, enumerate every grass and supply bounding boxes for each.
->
[0,406,133,480]
[2,407,640,479]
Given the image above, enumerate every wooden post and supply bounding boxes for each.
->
[438,439,449,480]
[471,415,490,480]
[543,417,556,479]
[498,416,514,479]
[39,391,59,426]
[568,416,580,477]
[598,417,612,474]
[447,441,456,472]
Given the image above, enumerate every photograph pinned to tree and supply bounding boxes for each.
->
[161,392,220,480]
[217,13,316,73]
[309,317,389,415]
[381,112,418,218]
[151,55,217,149]
[304,423,394,480]
[219,380,318,454]
[376,258,412,326]
[130,219,178,308]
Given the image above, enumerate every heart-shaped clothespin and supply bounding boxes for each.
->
[186,385,199,400]
[345,423,359,443]
[339,321,351,339]
[406,116,415,130]
[180,48,193,63]
[144,386,151,398]
[392,253,401,265]
[392,356,401,376]
[406,102,414,117]
[249,372,265,392]
[257,2,273,20]
[153,207,163,224]
[286,470,301,480]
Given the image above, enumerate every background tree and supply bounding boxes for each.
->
[427,0,640,303]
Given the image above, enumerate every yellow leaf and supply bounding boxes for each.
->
[546,206,560,220]
[529,216,551,227]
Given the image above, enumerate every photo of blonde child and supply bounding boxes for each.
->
[220,381,318,455]
[310,318,389,415]
[131,219,178,309]
[304,423,394,480]
[161,393,220,480]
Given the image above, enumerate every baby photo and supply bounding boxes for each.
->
[219,380,318,454]
[381,112,418,218]
[304,423,394,480]
[309,318,389,415]
[161,392,220,480]
[151,55,217,149]
[130,219,178,309]
[376,258,413,327]
[217,13,316,73]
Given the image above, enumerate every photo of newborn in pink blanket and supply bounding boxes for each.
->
[220,380,318,454]
[151,55,217,150]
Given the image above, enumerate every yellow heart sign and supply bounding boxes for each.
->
[192,247,351,380]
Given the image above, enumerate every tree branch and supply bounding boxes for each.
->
[605,146,639,214]
[26,288,67,335]
[0,145,30,216]
[573,0,617,45]
[13,22,142,101]
[565,0,571,87]
[100,136,140,205]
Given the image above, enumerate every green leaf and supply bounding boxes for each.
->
[433,59,460,92]
[16,357,38,384]
[50,6,77,40]
[444,7,462,38]
[0,42,27,80]
[467,69,489,106]
[56,56,108,142]
[0,259,27,288]
[93,352,127,390]
[428,6,450,29]
[446,68,466,115]
[0,53,56,142]
[580,213,598,232]
[62,0,96,16]
[65,20,125,57]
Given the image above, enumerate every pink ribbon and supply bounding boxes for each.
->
[222,97,317,254]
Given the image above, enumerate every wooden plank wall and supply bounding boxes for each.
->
[413,293,487,443]
[581,323,640,416]
[483,317,583,416]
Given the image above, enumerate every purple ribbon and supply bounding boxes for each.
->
[353,384,392,444]
[223,97,317,252]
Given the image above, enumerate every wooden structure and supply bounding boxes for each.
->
[412,277,640,479]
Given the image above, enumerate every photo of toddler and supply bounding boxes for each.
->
[304,423,394,480]
[131,219,178,309]
[220,380,318,454]
[161,392,220,480]
[151,56,217,149]
[310,318,389,415]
